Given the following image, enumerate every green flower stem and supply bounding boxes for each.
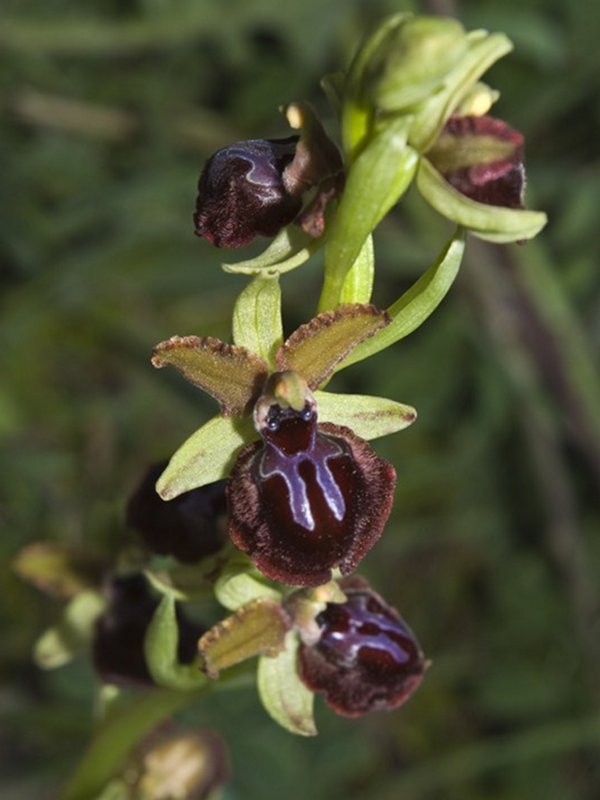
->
[61,688,199,800]
[337,229,465,370]
[62,668,253,800]
[318,117,417,312]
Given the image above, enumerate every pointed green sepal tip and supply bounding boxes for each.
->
[199,598,292,678]
[222,223,324,277]
[144,594,207,691]
[214,555,282,612]
[257,631,317,736]
[315,390,417,439]
[417,157,547,242]
[34,590,106,670]
[232,276,283,368]
[155,415,257,501]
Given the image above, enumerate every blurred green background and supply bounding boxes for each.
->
[2,0,600,798]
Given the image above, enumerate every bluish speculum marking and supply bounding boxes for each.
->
[316,593,418,671]
[256,405,347,531]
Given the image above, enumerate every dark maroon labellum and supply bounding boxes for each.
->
[126,461,227,563]
[227,403,396,586]
[193,137,303,248]
[298,577,426,716]
[92,573,204,687]
[429,115,525,209]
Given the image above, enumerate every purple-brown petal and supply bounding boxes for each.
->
[227,405,396,586]
[194,137,303,248]
[298,578,426,716]
[126,461,227,563]
[427,114,525,209]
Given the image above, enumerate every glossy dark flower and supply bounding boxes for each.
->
[228,374,396,586]
[193,137,303,248]
[298,577,427,716]
[427,114,525,209]
[126,461,227,563]
[152,305,414,587]
[92,573,204,687]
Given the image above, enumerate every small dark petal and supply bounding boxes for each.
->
[193,137,303,248]
[298,578,426,716]
[126,461,227,563]
[428,115,525,208]
[92,573,204,687]
[227,408,395,586]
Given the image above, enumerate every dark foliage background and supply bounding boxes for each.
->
[2,0,600,798]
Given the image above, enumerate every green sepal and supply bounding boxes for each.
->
[276,304,389,390]
[221,224,325,277]
[214,554,282,612]
[152,335,268,416]
[418,158,548,242]
[341,12,409,158]
[12,541,104,599]
[319,119,418,311]
[338,229,465,369]
[409,30,513,152]
[232,276,283,368]
[257,631,317,737]
[156,414,257,501]
[315,390,417,439]
[144,594,207,690]
[199,598,291,678]
[338,234,374,305]
[34,590,106,669]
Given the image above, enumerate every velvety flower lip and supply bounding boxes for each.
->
[298,576,427,716]
[193,137,303,248]
[227,374,396,587]
[92,573,204,687]
[426,114,525,209]
[126,460,227,563]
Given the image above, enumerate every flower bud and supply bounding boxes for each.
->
[426,114,525,208]
[126,461,227,563]
[92,573,204,687]
[298,577,427,716]
[358,15,468,112]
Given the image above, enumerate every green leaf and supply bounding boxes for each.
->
[276,304,389,389]
[338,230,465,369]
[338,234,374,304]
[257,632,317,737]
[417,157,548,242]
[319,119,418,311]
[214,555,282,611]
[232,276,283,368]
[315,390,417,439]
[144,594,207,690]
[199,598,291,678]
[152,335,268,415]
[222,223,325,277]
[34,590,106,669]
[409,30,514,152]
[156,414,257,501]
